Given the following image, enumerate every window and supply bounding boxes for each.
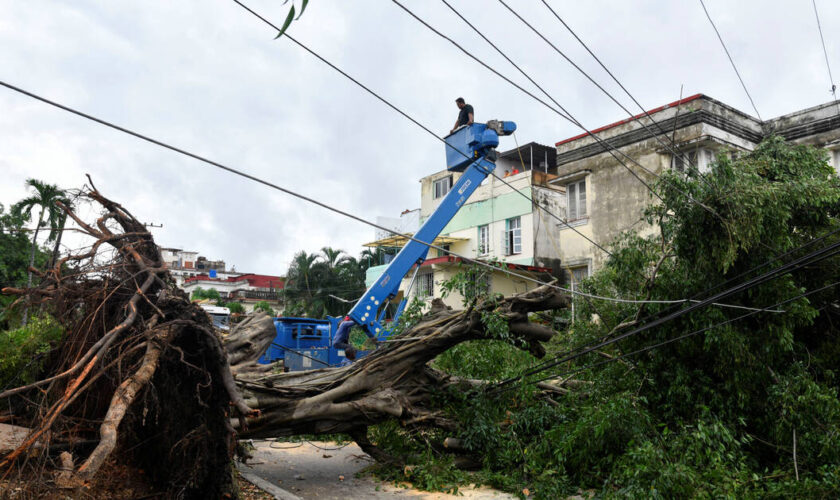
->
[434,175,453,199]
[567,179,587,220]
[830,149,840,175]
[478,225,489,255]
[566,265,589,292]
[672,148,715,173]
[566,264,589,324]
[417,272,434,298]
[436,243,450,258]
[504,217,522,255]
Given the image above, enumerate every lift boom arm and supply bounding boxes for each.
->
[348,120,516,338]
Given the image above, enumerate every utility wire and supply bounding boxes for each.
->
[392,0,727,227]
[0,79,711,308]
[535,0,713,179]
[497,0,711,182]
[811,0,839,111]
[230,0,613,262]
[230,1,786,313]
[493,279,840,395]
[491,237,840,390]
[393,0,663,201]
[698,0,763,121]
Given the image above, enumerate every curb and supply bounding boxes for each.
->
[237,464,303,500]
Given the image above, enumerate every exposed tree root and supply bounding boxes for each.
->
[1,179,242,497]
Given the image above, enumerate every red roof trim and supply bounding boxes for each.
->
[555,93,704,146]
[417,255,551,273]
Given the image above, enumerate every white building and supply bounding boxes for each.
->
[365,144,564,309]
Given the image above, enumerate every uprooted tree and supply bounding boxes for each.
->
[0,179,569,497]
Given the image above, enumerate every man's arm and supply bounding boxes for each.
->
[467,112,474,125]
[450,119,460,134]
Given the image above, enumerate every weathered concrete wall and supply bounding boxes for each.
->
[400,260,541,310]
[553,95,768,274]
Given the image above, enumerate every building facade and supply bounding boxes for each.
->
[366,145,564,309]
[159,247,241,286]
[553,95,840,284]
[182,273,285,312]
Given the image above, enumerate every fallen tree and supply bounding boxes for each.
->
[1,179,570,496]
[231,289,569,461]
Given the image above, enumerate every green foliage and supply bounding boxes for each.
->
[253,300,275,316]
[226,302,246,314]
[190,286,221,302]
[283,247,366,318]
[440,262,494,306]
[0,315,63,388]
[273,0,310,39]
[0,197,54,329]
[364,139,840,498]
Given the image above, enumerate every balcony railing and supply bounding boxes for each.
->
[230,290,282,301]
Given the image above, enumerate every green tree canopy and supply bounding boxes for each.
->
[369,138,840,498]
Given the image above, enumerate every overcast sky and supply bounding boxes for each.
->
[1,0,838,276]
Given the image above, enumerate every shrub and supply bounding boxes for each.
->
[0,315,63,388]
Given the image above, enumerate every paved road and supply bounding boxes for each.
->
[239,440,518,500]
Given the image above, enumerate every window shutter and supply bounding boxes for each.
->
[568,183,577,219]
[578,180,586,217]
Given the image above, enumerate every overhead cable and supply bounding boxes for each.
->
[0,79,710,307]
[492,279,840,395]
[229,0,614,260]
[491,237,840,390]
[534,0,714,180]
[811,0,839,110]
[698,0,763,120]
[496,0,711,181]
[391,0,727,225]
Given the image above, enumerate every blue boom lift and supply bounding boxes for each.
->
[272,120,516,370]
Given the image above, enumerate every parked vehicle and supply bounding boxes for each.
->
[200,305,231,331]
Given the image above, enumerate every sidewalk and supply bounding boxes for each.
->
[238,440,517,500]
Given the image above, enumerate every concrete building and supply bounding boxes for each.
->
[365,143,564,309]
[182,273,285,312]
[553,94,840,284]
[159,247,241,286]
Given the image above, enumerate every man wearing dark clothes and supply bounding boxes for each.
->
[333,316,376,362]
[450,97,474,134]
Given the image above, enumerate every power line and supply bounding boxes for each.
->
[392,0,663,201]
[494,279,840,395]
[491,236,840,391]
[391,0,726,226]
[229,0,615,261]
[229,0,779,312]
[0,79,704,307]
[811,0,839,110]
[535,0,714,181]
[698,0,763,121]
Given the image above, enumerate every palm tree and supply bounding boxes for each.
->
[285,251,320,303]
[320,246,351,270]
[47,194,73,270]
[12,179,66,324]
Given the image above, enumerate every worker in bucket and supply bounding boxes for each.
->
[333,316,377,363]
[449,97,474,134]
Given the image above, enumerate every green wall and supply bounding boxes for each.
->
[441,187,532,234]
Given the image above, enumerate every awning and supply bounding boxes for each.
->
[362,234,468,248]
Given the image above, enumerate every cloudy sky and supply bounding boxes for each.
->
[1,0,838,276]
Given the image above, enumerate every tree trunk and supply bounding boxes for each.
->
[232,289,570,440]
[22,206,45,326]
[48,211,67,270]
